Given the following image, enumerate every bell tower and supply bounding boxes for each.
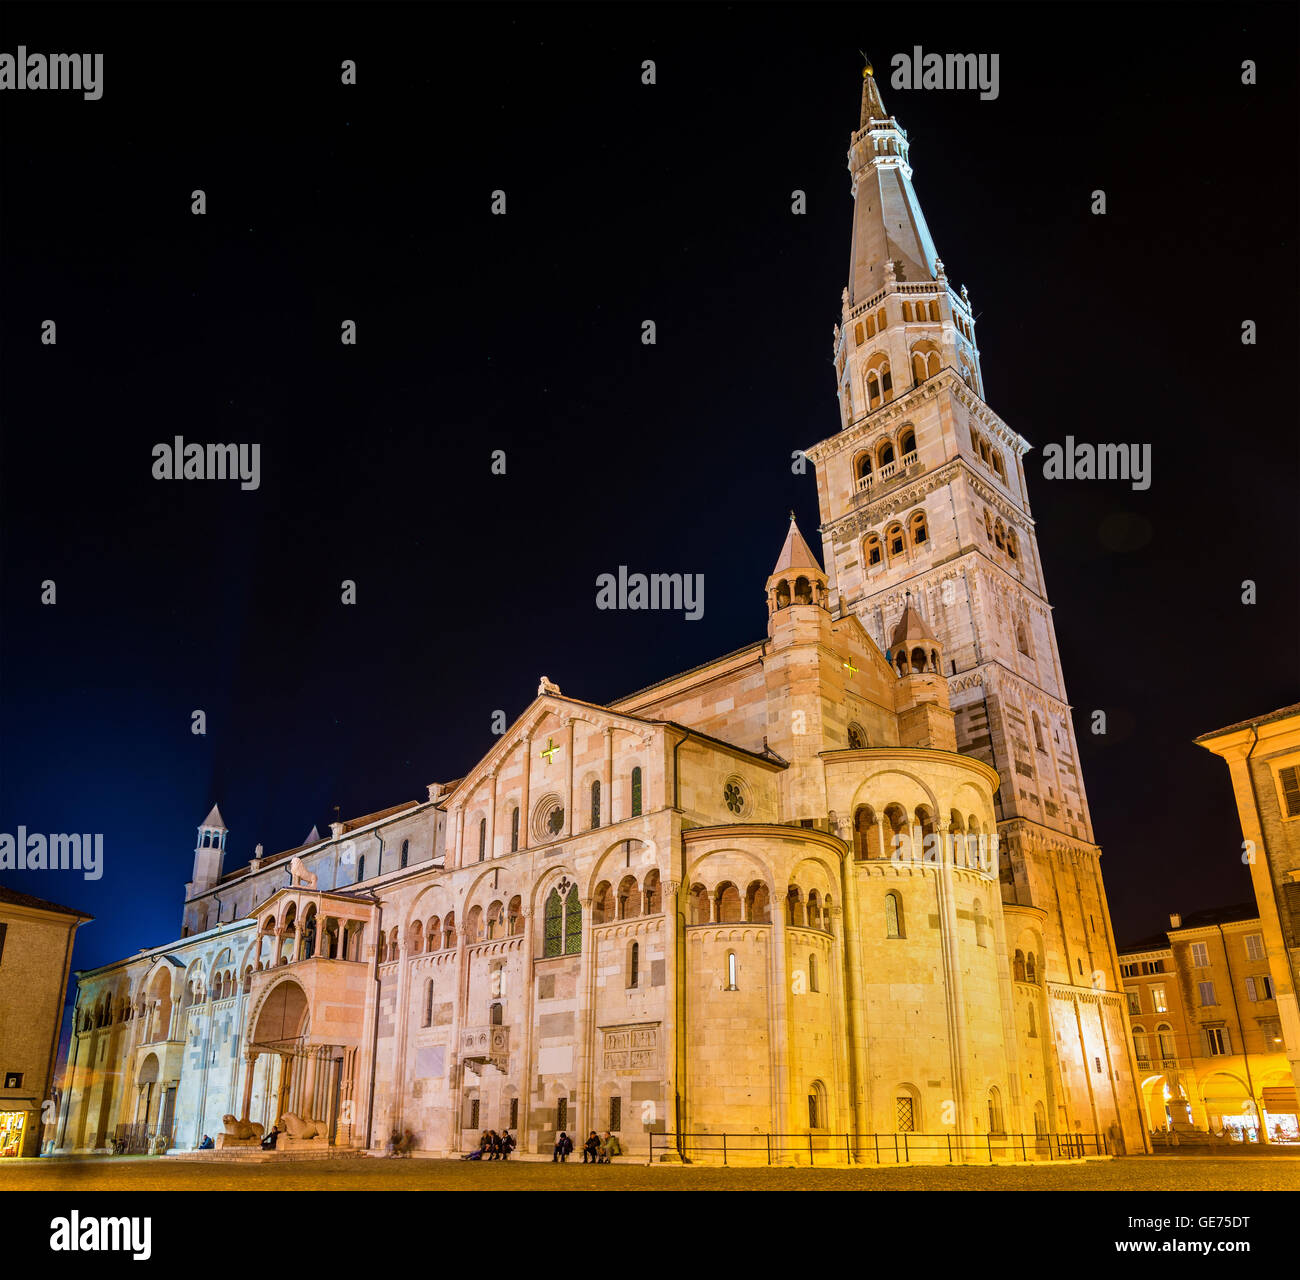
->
[191,802,227,895]
[806,62,1094,853]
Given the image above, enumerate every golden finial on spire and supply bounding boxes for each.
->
[860,50,874,78]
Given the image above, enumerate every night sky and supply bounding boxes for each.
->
[1,5,1296,983]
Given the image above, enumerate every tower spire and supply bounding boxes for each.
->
[859,57,889,127]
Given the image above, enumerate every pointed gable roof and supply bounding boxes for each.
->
[201,803,226,831]
[771,516,824,577]
[303,825,321,846]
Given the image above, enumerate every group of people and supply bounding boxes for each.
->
[461,1129,516,1160]
[552,1130,622,1163]
[388,1128,416,1157]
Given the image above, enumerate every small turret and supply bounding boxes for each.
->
[191,803,227,895]
[765,514,829,616]
[888,594,956,750]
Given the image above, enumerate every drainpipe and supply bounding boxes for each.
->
[364,890,384,1151]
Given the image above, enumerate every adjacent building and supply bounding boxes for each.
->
[53,64,1147,1162]
[1120,904,1295,1142]
[0,886,90,1157]
[1196,703,1300,1117]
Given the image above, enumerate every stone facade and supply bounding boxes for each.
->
[55,66,1147,1162]
[0,887,89,1157]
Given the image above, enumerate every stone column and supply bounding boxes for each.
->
[603,727,614,826]
[838,858,870,1156]
[240,1052,257,1123]
[770,888,791,1140]
[662,878,681,1150]
[579,896,596,1138]
[518,909,536,1150]
[487,771,498,859]
[303,1049,319,1120]
[519,734,532,850]
[565,718,576,837]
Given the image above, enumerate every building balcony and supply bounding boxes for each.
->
[855,451,919,494]
[460,1026,509,1064]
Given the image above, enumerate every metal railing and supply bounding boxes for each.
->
[112,1122,175,1155]
[647,1130,1109,1165]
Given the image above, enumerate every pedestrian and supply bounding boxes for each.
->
[552,1131,573,1162]
[197,1134,214,1150]
[582,1130,600,1163]
[501,1129,515,1160]
[598,1130,621,1163]
[486,1129,500,1160]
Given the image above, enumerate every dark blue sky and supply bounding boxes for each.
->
[1,5,1296,980]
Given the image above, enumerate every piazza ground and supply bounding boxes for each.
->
[3,1153,1299,1192]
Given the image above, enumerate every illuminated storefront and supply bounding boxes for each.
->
[0,1110,28,1158]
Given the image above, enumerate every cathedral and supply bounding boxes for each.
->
[54,66,1147,1161]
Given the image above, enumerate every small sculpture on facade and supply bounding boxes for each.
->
[288,856,318,889]
[537,675,561,697]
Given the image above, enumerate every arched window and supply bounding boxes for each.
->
[806,889,822,931]
[853,805,882,861]
[1156,1024,1175,1059]
[856,453,874,482]
[987,1087,1005,1135]
[912,352,927,384]
[427,915,441,951]
[443,911,456,951]
[643,869,661,915]
[628,942,639,989]
[886,524,905,558]
[466,905,483,943]
[909,511,928,546]
[926,352,940,377]
[847,722,866,750]
[590,781,601,830]
[902,301,913,322]
[864,534,883,567]
[854,321,865,345]
[593,880,615,925]
[478,818,486,862]
[866,372,881,409]
[992,452,1006,482]
[809,953,819,992]
[865,312,876,338]
[793,575,812,605]
[357,855,365,883]
[617,875,641,920]
[1017,619,1032,656]
[877,440,896,468]
[808,1080,827,1129]
[507,896,522,936]
[1026,953,1037,983]
[1006,529,1018,560]
[899,427,917,458]
[486,901,504,939]
[1132,1026,1148,1061]
[564,885,582,955]
[928,299,940,322]
[726,952,738,990]
[543,889,563,958]
[716,882,741,923]
[885,892,904,939]
[745,880,771,922]
[490,1002,503,1026]
[1014,950,1026,982]
[408,920,423,955]
[630,767,643,817]
[510,806,520,852]
[994,520,1006,550]
[400,839,409,869]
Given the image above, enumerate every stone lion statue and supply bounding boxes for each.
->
[281,1112,327,1141]
[220,1114,264,1145]
[537,675,561,697]
[288,856,318,889]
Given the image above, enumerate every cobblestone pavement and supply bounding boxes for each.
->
[3,1154,1299,1191]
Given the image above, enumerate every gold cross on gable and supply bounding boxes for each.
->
[540,737,560,764]
[842,658,859,678]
